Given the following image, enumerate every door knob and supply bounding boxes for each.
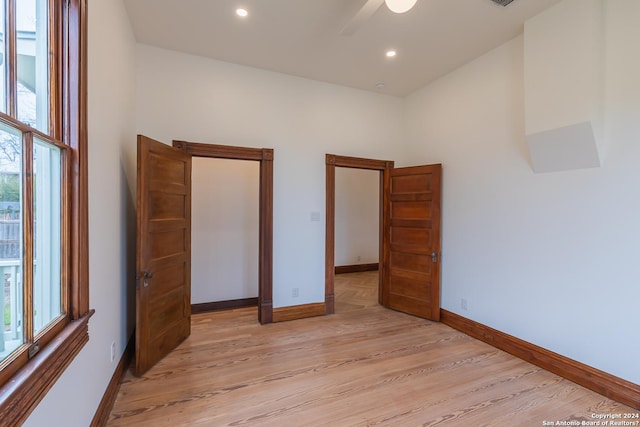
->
[431,251,438,263]
[138,271,154,287]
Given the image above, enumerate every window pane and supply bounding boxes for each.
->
[33,137,61,334]
[0,123,23,362]
[17,0,49,132]
[0,4,6,114]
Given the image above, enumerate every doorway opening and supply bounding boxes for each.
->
[324,154,393,314]
[191,157,259,313]
[334,167,380,313]
[173,140,274,324]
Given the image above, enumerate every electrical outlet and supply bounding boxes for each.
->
[110,341,116,363]
[461,298,468,311]
[292,288,299,298]
[357,256,361,262]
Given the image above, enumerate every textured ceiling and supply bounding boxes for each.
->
[124,0,562,97]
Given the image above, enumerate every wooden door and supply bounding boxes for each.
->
[383,164,441,320]
[136,135,192,375]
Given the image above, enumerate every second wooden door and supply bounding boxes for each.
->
[383,164,442,321]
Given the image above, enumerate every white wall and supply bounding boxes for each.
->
[192,158,259,303]
[135,45,404,308]
[523,0,604,173]
[335,168,379,266]
[24,0,137,425]
[524,0,604,137]
[403,0,640,385]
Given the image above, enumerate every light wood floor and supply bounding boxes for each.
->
[108,271,634,426]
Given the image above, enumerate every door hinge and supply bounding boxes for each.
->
[28,342,41,359]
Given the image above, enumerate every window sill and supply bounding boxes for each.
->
[0,309,94,425]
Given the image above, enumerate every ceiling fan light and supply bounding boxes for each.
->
[385,0,418,14]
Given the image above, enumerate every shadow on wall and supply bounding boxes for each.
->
[121,156,136,342]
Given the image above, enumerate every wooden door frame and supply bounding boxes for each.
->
[173,140,274,324]
[325,154,394,314]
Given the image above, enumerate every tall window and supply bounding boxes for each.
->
[0,0,88,424]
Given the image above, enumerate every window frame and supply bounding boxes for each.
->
[0,115,71,385]
[0,0,90,424]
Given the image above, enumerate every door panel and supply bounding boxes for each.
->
[391,173,433,192]
[391,227,430,246]
[383,164,441,321]
[392,200,432,219]
[136,135,192,376]
[390,251,431,272]
[388,270,431,300]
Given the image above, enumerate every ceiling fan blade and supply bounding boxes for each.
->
[340,0,385,36]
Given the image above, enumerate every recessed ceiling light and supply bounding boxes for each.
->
[385,0,418,14]
[236,8,248,17]
[375,81,385,89]
[386,50,397,58]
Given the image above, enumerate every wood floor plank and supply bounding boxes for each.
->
[107,272,637,426]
